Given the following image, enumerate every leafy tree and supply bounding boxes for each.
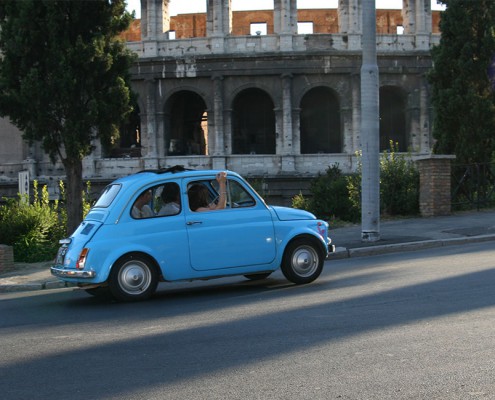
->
[0,0,136,234]
[429,0,495,164]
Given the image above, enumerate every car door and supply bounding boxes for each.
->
[184,176,277,271]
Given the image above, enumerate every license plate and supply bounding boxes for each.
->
[55,246,68,265]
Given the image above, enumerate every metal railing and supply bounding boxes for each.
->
[451,162,495,210]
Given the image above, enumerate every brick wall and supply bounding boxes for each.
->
[416,155,456,217]
[0,244,14,273]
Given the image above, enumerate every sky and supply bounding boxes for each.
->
[126,0,445,18]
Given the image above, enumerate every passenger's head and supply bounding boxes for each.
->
[161,182,180,203]
[135,190,151,207]
[188,184,209,211]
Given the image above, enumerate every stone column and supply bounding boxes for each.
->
[142,79,159,169]
[274,0,297,51]
[415,155,456,217]
[223,108,233,156]
[292,107,301,155]
[211,75,225,156]
[402,0,431,49]
[211,75,227,170]
[207,0,232,53]
[338,0,362,50]
[281,73,295,172]
[142,0,170,56]
[351,73,361,153]
[419,79,431,153]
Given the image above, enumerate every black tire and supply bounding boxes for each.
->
[244,272,272,281]
[108,254,159,302]
[281,238,323,284]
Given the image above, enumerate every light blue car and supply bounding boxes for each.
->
[51,166,334,301]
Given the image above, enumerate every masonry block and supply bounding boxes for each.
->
[0,244,14,274]
[415,155,456,217]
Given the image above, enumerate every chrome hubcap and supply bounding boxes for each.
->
[118,261,152,294]
[291,246,318,277]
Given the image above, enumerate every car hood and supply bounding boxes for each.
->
[269,205,316,221]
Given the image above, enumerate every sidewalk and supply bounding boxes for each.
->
[1,209,495,293]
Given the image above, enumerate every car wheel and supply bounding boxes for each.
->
[244,272,272,281]
[109,255,158,302]
[281,238,323,284]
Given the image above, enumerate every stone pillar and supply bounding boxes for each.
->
[351,73,361,153]
[338,0,362,50]
[141,0,170,57]
[142,79,159,169]
[0,245,14,274]
[211,75,225,156]
[223,108,233,156]
[207,0,231,53]
[207,0,232,36]
[212,75,227,170]
[142,0,170,39]
[402,0,431,49]
[274,0,297,51]
[281,73,295,172]
[292,107,301,155]
[281,74,293,154]
[415,155,456,217]
[419,80,431,153]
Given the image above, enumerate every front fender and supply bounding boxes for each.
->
[275,224,330,260]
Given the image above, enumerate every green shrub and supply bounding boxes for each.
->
[347,142,419,217]
[380,142,419,216]
[0,182,63,262]
[292,164,360,223]
[293,142,419,223]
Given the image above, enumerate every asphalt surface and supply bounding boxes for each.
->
[1,209,494,293]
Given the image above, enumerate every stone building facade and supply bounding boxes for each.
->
[0,0,441,203]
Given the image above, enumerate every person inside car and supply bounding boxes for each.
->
[131,190,153,218]
[158,182,181,216]
[188,171,227,212]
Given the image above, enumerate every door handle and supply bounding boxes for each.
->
[186,221,203,225]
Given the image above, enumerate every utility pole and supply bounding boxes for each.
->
[360,0,380,242]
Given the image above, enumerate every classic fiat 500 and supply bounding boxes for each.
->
[51,167,333,301]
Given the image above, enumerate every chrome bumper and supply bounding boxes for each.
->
[51,266,96,279]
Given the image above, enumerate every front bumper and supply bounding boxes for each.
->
[51,266,96,279]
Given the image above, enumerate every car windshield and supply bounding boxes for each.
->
[93,184,121,208]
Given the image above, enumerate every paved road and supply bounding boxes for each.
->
[1,241,494,400]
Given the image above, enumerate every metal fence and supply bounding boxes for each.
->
[451,162,495,210]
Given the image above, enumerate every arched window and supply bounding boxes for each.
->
[165,91,208,155]
[380,86,407,152]
[300,86,341,154]
[232,88,276,154]
[109,101,141,158]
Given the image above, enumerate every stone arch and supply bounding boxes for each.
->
[380,85,407,152]
[110,98,142,158]
[164,90,208,155]
[231,88,276,154]
[299,86,342,154]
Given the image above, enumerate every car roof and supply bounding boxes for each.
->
[112,166,241,187]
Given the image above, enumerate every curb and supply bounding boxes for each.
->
[0,280,73,293]
[328,233,495,260]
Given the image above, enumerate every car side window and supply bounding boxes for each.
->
[188,178,255,210]
[227,180,256,208]
[156,182,181,216]
[131,182,182,219]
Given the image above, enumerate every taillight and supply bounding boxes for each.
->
[77,248,89,270]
